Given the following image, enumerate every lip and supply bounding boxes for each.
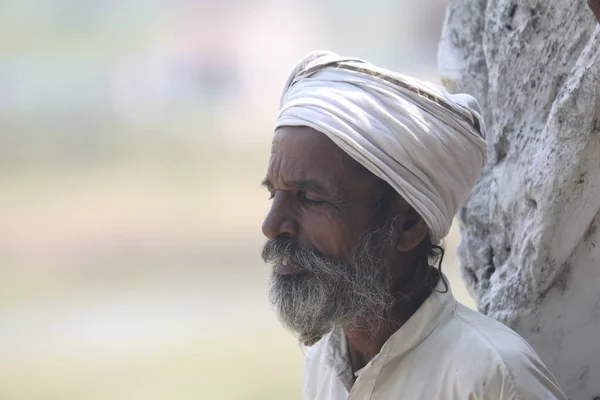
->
[275,263,301,276]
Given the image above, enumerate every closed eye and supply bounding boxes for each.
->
[298,190,325,204]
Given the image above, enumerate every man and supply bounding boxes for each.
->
[261,51,567,399]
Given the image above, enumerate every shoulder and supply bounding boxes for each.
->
[445,304,566,399]
[377,303,566,399]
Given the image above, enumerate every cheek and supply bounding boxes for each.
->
[299,205,371,259]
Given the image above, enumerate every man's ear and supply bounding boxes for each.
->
[394,205,428,252]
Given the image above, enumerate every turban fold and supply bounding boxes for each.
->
[276,51,487,243]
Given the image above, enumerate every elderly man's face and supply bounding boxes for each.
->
[262,126,380,261]
[261,126,408,345]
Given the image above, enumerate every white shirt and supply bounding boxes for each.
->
[301,282,567,400]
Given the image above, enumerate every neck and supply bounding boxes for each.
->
[343,265,438,375]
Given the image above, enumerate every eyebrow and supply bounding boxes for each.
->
[261,178,272,188]
[261,178,331,196]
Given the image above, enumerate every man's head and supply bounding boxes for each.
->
[262,127,438,345]
[261,51,487,345]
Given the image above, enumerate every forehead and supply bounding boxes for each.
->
[270,126,358,182]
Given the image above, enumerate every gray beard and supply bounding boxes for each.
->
[262,221,396,346]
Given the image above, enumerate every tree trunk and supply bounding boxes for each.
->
[439,0,600,397]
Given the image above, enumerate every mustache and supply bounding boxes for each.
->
[261,239,328,273]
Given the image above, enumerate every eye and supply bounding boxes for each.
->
[298,191,325,204]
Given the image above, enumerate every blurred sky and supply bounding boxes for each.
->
[0,1,472,399]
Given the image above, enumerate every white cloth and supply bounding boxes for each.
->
[301,281,567,400]
[276,51,488,242]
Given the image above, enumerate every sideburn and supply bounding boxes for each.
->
[368,179,441,297]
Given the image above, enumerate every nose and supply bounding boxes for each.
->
[261,195,299,240]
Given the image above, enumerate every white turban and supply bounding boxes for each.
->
[276,51,487,243]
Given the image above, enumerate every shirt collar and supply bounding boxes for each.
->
[325,278,457,380]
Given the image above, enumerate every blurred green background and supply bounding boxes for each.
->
[0,1,473,399]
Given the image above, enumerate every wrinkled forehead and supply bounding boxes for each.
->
[270,126,364,182]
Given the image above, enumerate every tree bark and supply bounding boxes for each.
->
[439,0,600,397]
